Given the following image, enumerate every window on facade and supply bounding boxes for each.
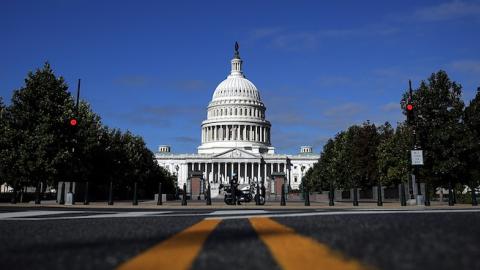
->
[294,177,297,182]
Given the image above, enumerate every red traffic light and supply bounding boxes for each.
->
[70,118,77,126]
[406,104,413,111]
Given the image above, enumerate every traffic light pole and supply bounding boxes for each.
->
[406,80,424,204]
[67,79,81,206]
[407,81,415,201]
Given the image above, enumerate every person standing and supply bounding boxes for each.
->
[230,174,240,205]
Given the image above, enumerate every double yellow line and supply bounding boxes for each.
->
[117,218,368,270]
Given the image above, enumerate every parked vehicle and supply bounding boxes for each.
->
[219,183,265,205]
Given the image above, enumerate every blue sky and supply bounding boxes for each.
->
[1,0,479,154]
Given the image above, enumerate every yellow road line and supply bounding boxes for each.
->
[117,219,220,270]
[249,217,369,270]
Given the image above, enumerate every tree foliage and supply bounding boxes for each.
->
[306,70,478,192]
[403,70,465,187]
[303,122,392,191]
[463,90,480,188]
[376,124,410,186]
[0,63,174,198]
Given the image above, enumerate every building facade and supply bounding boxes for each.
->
[156,44,319,192]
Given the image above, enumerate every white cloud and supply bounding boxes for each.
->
[171,79,208,91]
[316,75,353,87]
[248,25,399,51]
[413,0,480,21]
[451,60,480,74]
[323,102,365,117]
[381,102,400,112]
[114,75,153,87]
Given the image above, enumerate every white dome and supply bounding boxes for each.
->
[212,77,261,101]
[198,44,274,155]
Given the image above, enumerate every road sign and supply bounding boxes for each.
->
[411,150,423,165]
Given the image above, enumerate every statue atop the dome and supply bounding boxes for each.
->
[234,41,240,59]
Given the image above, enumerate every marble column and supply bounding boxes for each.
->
[206,163,209,182]
[244,162,247,182]
[215,162,218,183]
[224,162,227,181]
[264,162,267,180]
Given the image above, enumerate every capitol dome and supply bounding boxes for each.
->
[198,43,274,155]
[212,77,260,101]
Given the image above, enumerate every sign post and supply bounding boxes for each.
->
[411,150,423,165]
[411,149,424,205]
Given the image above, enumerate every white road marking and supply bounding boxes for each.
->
[1,211,171,221]
[5,210,270,220]
[208,210,269,215]
[3,208,480,221]
[206,209,480,220]
[0,210,85,219]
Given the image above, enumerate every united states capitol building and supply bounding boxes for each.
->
[156,44,319,193]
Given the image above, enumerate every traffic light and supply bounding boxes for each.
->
[69,118,78,126]
[406,102,414,125]
[406,80,415,126]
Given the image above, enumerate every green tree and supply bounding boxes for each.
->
[377,124,411,187]
[463,89,480,191]
[0,97,10,186]
[403,70,465,189]
[340,122,382,189]
[58,101,103,187]
[5,63,75,191]
[1,63,175,201]
[315,138,337,191]
[89,128,175,199]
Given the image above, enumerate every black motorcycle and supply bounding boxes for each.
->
[219,183,264,205]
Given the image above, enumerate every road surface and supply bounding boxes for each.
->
[1,206,479,270]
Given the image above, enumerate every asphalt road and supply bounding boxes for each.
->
[0,206,479,270]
